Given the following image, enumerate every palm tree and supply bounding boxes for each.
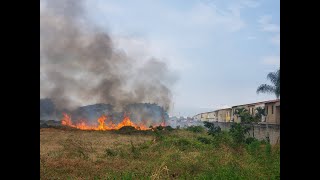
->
[233,108,248,122]
[257,69,280,99]
[255,107,266,122]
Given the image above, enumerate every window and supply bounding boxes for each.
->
[272,105,274,114]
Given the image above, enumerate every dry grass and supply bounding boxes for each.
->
[40,128,280,180]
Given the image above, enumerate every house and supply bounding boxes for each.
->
[206,111,218,122]
[231,104,248,123]
[264,100,280,125]
[216,108,232,122]
[193,99,280,125]
[193,110,218,122]
[200,113,208,121]
[231,99,280,124]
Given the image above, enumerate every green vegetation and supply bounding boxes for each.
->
[233,107,267,138]
[203,121,221,136]
[40,126,280,179]
[257,68,280,99]
[186,125,205,133]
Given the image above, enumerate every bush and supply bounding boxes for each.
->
[161,138,201,151]
[229,123,250,144]
[186,126,205,133]
[105,148,118,157]
[245,137,257,144]
[164,126,174,131]
[118,126,136,134]
[265,143,272,156]
[203,122,221,136]
[173,138,192,151]
[156,126,164,131]
[260,139,267,145]
[211,132,233,147]
[197,137,212,144]
[247,140,261,155]
[153,130,165,141]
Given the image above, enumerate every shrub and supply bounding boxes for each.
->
[247,140,261,155]
[197,137,212,144]
[229,123,250,144]
[105,148,118,157]
[203,122,221,136]
[186,126,205,133]
[153,130,165,141]
[173,138,192,151]
[211,132,233,147]
[265,143,272,156]
[156,126,164,131]
[260,139,267,144]
[245,137,257,144]
[118,126,136,134]
[164,126,174,131]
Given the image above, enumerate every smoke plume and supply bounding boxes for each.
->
[40,0,177,112]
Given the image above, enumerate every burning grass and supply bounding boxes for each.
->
[61,113,165,131]
[40,128,280,179]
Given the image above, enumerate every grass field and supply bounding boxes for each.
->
[40,127,280,179]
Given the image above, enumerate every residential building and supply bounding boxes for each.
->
[217,108,232,122]
[193,99,280,125]
[264,100,280,124]
[231,99,280,124]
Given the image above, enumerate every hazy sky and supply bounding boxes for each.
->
[84,0,280,117]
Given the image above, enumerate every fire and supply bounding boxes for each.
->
[61,113,165,131]
[61,113,73,126]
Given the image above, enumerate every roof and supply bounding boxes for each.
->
[232,99,280,108]
[215,108,232,111]
[193,99,280,117]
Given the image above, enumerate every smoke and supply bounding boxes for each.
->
[40,0,177,112]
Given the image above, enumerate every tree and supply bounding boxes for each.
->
[203,121,221,136]
[254,107,266,122]
[229,123,250,144]
[257,69,280,99]
[234,107,259,138]
[234,108,248,122]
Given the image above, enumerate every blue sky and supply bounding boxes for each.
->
[84,0,280,117]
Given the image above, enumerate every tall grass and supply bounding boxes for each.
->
[40,128,280,179]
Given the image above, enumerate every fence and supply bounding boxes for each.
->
[209,122,280,145]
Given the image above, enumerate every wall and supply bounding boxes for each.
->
[210,122,280,145]
[276,106,280,124]
[206,112,216,121]
[265,103,280,124]
[200,113,208,121]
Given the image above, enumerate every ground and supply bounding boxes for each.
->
[40,127,280,179]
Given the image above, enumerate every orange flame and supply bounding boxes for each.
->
[61,113,166,131]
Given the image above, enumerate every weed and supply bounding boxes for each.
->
[105,148,118,157]
[203,121,221,136]
[197,136,212,144]
[186,126,205,133]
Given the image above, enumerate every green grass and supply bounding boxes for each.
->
[40,128,280,179]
